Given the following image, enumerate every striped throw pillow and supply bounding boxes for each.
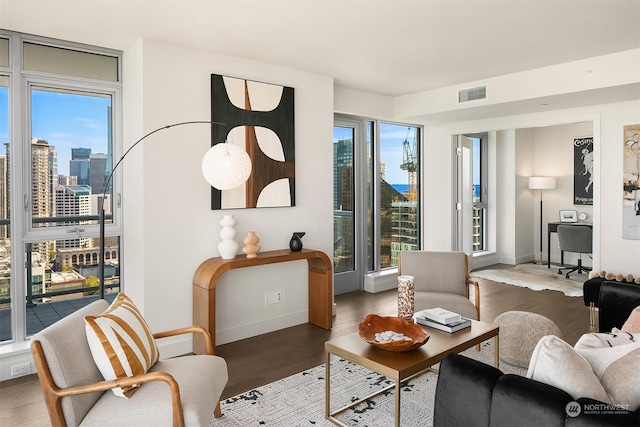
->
[85,293,159,398]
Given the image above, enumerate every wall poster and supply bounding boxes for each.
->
[574,136,593,205]
[623,124,640,240]
[210,74,295,210]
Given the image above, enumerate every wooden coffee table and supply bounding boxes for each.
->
[324,320,499,427]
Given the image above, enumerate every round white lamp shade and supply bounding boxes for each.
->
[202,143,252,190]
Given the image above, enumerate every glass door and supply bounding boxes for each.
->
[333,118,365,294]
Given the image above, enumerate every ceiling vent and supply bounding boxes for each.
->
[458,86,486,103]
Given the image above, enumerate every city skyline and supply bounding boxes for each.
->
[0,87,111,177]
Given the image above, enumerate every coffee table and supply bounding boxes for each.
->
[324,319,499,427]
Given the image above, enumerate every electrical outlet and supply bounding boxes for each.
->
[275,290,286,303]
[11,362,30,377]
[265,292,276,305]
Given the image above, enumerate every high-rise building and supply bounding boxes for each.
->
[55,185,92,249]
[70,147,91,185]
[89,153,107,195]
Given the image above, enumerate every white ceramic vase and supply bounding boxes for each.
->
[217,215,239,259]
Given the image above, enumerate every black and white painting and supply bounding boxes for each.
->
[573,137,593,206]
[623,124,640,240]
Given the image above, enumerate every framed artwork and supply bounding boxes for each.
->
[559,210,577,223]
[573,136,593,205]
[623,124,640,240]
[210,74,295,209]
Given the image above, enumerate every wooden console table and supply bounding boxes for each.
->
[192,248,333,354]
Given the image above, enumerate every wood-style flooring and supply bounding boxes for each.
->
[0,275,592,426]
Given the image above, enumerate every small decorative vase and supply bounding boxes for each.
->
[397,275,415,319]
[289,232,305,252]
[242,231,261,258]
[217,215,239,260]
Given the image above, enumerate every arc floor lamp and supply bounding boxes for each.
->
[528,176,557,265]
[98,121,252,298]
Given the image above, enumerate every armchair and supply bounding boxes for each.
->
[31,299,228,427]
[398,251,480,320]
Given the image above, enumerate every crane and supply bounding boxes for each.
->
[400,127,417,201]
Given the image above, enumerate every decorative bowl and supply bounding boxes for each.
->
[358,314,429,352]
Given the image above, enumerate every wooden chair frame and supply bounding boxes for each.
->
[32,326,222,427]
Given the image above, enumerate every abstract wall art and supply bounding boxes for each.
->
[210,74,295,209]
[623,124,640,240]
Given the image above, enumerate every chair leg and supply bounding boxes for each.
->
[214,402,223,418]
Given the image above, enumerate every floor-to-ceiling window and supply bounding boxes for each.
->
[0,31,122,345]
[334,114,421,294]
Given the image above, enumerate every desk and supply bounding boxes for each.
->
[547,222,593,268]
[192,248,333,355]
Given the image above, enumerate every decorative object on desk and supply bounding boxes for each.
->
[397,275,415,319]
[559,209,578,223]
[217,214,239,259]
[211,74,295,210]
[622,124,640,240]
[98,121,251,298]
[358,314,428,352]
[289,232,305,251]
[529,176,557,265]
[242,231,261,258]
[417,307,461,324]
[573,136,594,206]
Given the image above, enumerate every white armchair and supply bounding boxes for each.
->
[31,299,228,427]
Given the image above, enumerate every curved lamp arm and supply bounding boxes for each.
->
[98,120,251,298]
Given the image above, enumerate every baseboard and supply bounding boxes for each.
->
[364,270,398,293]
[216,311,309,346]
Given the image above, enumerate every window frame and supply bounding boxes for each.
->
[0,30,122,346]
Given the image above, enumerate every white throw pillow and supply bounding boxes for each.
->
[527,335,610,403]
[85,293,160,398]
[575,342,640,411]
[574,331,640,349]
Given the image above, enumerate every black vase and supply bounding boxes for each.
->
[289,232,305,251]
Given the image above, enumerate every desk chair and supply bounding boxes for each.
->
[557,224,592,278]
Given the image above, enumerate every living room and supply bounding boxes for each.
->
[1,1,639,425]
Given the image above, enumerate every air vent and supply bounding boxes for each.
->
[458,86,486,103]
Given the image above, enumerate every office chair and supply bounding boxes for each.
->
[557,224,592,278]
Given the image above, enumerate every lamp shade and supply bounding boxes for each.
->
[528,176,556,190]
[202,143,252,190]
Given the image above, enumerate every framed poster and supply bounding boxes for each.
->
[573,136,593,205]
[623,124,640,240]
[210,74,295,210]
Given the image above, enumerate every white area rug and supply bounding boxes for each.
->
[209,341,526,427]
[470,263,585,297]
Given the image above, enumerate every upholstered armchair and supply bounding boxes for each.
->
[31,298,228,427]
[398,251,480,321]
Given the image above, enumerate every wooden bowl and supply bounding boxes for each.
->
[358,314,429,352]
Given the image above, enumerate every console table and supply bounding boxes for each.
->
[192,248,333,354]
[547,221,593,268]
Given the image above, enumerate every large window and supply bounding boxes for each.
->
[334,115,420,293]
[0,32,122,345]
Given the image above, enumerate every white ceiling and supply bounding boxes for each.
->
[1,0,639,98]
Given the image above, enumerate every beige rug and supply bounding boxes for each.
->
[470,263,585,297]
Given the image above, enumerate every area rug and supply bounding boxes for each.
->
[470,263,585,297]
[209,341,526,426]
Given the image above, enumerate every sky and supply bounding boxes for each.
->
[0,86,111,176]
[333,122,418,185]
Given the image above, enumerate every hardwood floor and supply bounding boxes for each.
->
[0,277,592,426]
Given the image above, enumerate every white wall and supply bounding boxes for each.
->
[123,40,334,354]
[415,101,640,276]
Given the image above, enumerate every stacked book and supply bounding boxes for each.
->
[414,307,471,333]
